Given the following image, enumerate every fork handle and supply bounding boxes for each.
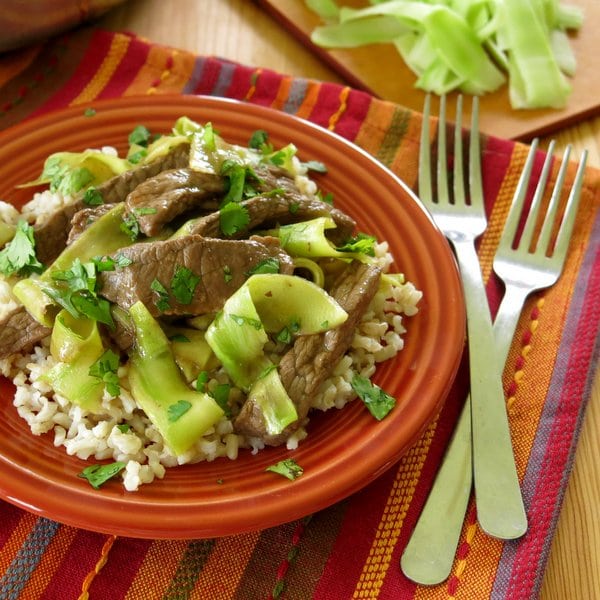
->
[452,238,527,540]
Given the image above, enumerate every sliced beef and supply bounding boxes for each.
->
[125,168,225,237]
[185,193,355,244]
[0,305,51,359]
[67,204,116,244]
[98,234,294,318]
[33,142,190,265]
[234,260,382,444]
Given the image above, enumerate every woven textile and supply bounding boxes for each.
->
[0,28,599,600]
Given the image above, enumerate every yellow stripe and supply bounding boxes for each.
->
[70,34,130,105]
[78,535,116,600]
[352,416,439,598]
[328,86,351,131]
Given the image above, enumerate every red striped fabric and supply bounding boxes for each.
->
[0,27,598,600]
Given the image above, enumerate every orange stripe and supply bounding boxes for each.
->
[190,531,261,598]
[351,417,439,598]
[0,44,41,88]
[244,68,262,101]
[328,86,351,131]
[353,100,397,157]
[123,540,188,598]
[388,112,425,191]
[18,526,78,598]
[269,76,294,111]
[0,512,37,576]
[294,80,321,120]
[70,34,131,105]
[78,535,116,600]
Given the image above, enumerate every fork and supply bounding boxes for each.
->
[401,131,588,585]
[416,94,526,539]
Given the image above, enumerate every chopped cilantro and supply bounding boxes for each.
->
[53,166,94,196]
[248,129,270,150]
[302,159,327,173]
[83,187,104,206]
[219,202,250,236]
[351,374,396,420]
[171,265,200,305]
[83,107,96,117]
[116,423,131,433]
[210,383,231,417]
[78,461,126,489]
[220,161,261,204]
[92,253,132,272]
[266,458,303,481]
[276,319,300,344]
[230,313,262,329]
[128,125,152,147]
[120,207,156,240]
[216,478,224,485]
[195,370,209,392]
[289,202,300,214]
[44,258,114,327]
[246,258,280,276]
[0,219,44,277]
[337,233,377,256]
[89,349,121,397]
[317,190,334,205]
[168,399,192,422]
[150,278,170,312]
[223,265,233,283]
[127,149,148,164]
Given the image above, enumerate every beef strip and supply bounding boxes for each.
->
[0,305,51,358]
[98,234,294,318]
[66,204,116,244]
[124,168,225,237]
[234,260,382,444]
[185,193,356,244]
[33,142,190,265]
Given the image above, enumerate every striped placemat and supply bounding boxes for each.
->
[0,27,598,599]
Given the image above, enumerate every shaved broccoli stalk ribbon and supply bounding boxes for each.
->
[12,204,134,327]
[41,310,107,413]
[270,217,376,261]
[206,274,348,435]
[308,0,583,108]
[128,301,224,456]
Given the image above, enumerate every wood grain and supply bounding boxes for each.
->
[97,2,600,597]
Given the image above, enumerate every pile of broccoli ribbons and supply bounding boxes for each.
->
[307,0,583,109]
[0,116,397,485]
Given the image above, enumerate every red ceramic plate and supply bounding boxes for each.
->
[0,96,465,539]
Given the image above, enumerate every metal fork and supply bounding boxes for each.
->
[401,131,588,584]
[416,94,526,539]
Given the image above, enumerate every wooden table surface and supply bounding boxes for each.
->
[99,2,600,598]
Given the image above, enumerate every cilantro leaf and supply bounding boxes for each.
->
[83,107,96,117]
[168,400,192,422]
[266,458,303,481]
[248,129,270,150]
[45,258,114,327]
[128,125,151,147]
[89,349,121,397]
[230,313,263,330]
[171,265,200,305]
[116,423,131,433]
[337,233,377,256]
[0,219,44,277]
[351,374,396,420]
[151,278,170,312]
[195,371,209,392]
[246,258,280,276]
[302,159,327,173]
[210,383,231,417]
[223,265,233,283]
[78,461,126,489]
[219,202,250,236]
[276,319,300,344]
[83,187,104,206]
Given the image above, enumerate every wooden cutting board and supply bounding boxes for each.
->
[256,0,599,141]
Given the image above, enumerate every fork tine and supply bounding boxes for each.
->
[536,144,571,253]
[497,138,539,252]
[453,95,465,205]
[468,96,482,207]
[419,94,432,204]
[437,95,450,205]
[518,140,556,252]
[552,149,588,258]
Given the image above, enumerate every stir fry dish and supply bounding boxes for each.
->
[0,116,421,490]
